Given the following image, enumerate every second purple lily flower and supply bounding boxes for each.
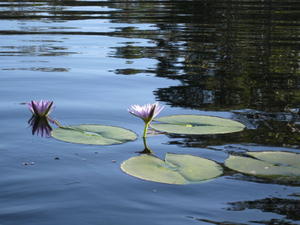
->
[28,100,54,117]
[128,102,164,137]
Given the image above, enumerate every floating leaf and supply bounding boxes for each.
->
[225,151,300,180]
[51,124,137,145]
[151,115,245,135]
[121,153,223,184]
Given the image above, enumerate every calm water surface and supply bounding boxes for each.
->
[0,1,299,225]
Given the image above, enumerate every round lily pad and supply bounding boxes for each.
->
[121,153,223,184]
[51,124,137,145]
[151,115,245,135]
[225,151,300,180]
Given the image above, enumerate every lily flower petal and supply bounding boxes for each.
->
[128,102,164,123]
[28,100,54,117]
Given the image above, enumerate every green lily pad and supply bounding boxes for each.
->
[121,153,223,184]
[225,151,300,180]
[151,115,245,135]
[51,124,137,145]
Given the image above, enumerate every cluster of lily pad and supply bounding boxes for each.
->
[26,100,300,185]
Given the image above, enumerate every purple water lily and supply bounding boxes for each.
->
[28,100,54,117]
[128,102,164,137]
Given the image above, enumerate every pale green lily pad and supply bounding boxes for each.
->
[225,151,300,180]
[121,153,223,184]
[51,124,137,145]
[151,115,245,135]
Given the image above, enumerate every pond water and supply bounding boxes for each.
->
[0,0,299,224]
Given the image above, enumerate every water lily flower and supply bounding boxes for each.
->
[128,102,164,137]
[28,100,54,117]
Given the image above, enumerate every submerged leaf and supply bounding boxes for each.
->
[225,151,300,180]
[151,115,245,135]
[51,124,137,145]
[121,153,223,184]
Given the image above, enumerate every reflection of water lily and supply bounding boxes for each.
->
[28,116,53,138]
[28,100,54,117]
[128,102,164,137]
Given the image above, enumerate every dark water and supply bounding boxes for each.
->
[0,1,300,225]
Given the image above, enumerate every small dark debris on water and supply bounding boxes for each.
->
[22,161,35,166]
[65,181,81,186]
[54,157,60,160]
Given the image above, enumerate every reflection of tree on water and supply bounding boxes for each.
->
[108,0,300,147]
[227,197,300,222]
[4,1,299,105]
[153,1,300,112]
[108,1,300,113]
[190,217,298,225]
[188,196,300,225]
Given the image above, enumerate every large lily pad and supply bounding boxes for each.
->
[225,151,300,180]
[121,153,223,184]
[151,115,245,135]
[51,124,137,145]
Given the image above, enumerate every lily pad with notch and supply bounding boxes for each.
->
[51,124,137,145]
[151,115,245,135]
[225,151,300,180]
[121,153,223,184]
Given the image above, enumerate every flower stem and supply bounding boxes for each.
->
[141,137,153,154]
[143,122,150,138]
[52,119,64,128]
